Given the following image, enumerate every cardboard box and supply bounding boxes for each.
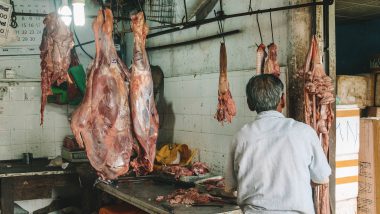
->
[367,107,380,117]
[375,73,380,106]
[358,118,380,214]
[336,154,359,201]
[336,198,357,214]
[357,73,375,107]
[337,75,370,108]
[336,105,360,156]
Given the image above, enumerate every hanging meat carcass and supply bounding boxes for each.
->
[263,43,280,78]
[214,42,236,123]
[256,44,266,75]
[70,9,134,180]
[298,36,334,214]
[40,13,74,125]
[129,12,159,175]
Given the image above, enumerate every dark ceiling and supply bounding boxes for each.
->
[336,0,380,23]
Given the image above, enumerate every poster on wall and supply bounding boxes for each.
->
[0,1,12,38]
[0,0,54,56]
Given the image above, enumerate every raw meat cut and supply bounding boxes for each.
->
[264,43,280,78]
[214,42,236,124]
[199,178,225,191]
[70,9,133,180]
[161,162,210,179]
[156,188,219,205]
[297,35,334,214]
[256,43,266,75]
[162,165,194,179]
[191,161,209,175]
[40,13,74,125]
[129,12,159,175]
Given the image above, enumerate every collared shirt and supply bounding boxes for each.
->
[224,110,331,214]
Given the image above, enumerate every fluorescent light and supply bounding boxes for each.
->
[58,0,72,26]
[72,0,85,26]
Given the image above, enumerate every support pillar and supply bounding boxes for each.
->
[287,0,336,213]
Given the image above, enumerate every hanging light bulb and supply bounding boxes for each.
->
[72,0,85,26]
[58,0,72,26]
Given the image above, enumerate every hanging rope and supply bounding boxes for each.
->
[256,13,263,44]
[270,11,274,43]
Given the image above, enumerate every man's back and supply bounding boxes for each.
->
[224,111,331,214]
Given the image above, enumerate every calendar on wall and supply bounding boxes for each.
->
[0,0,55,55]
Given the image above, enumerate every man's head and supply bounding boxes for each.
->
[246,74,285,113]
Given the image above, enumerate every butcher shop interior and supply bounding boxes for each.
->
[0,0,378,213]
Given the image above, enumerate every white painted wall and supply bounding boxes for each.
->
[126,0,290,174]
[0,1,98,212]
[0,0,98,161]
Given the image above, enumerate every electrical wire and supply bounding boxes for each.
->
[73,26,94,60]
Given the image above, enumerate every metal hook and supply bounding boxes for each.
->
[214,10,225,43]
[98,0,106,23]
[270,10,274,43]
[256,13,263,44]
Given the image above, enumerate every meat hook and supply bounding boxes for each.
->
[98,0,106,22]
[269,10,274,44]
[256,13,263,45]
[214,9,225,43]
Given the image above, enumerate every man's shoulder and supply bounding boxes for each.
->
[283,117,315,133]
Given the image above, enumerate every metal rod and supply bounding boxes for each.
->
[146,30,240,51]
[323,0,331,76]
[312,0,317,35]
[13,12,130,20]
[256,13,263,44]
[270,11,274,43]
[184,0,188,23]
[147,0,333,38]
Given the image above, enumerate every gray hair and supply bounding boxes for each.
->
[246,74,284,113]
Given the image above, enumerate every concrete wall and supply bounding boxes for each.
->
[336,18,380,75]
[126,0,290,174]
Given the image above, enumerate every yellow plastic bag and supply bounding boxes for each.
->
[155,144,196,166]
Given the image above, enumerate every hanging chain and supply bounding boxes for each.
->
[9,0,17,28]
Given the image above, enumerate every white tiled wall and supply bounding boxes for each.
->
[0,82,72,160]
[158,69,287,174]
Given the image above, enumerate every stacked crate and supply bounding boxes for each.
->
[335,105,360,213]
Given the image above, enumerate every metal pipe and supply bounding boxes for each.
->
[148,0,333,38]
[146,30,240,51]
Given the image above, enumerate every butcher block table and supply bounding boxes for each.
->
[0,158,78,214]
[96,179,242,214]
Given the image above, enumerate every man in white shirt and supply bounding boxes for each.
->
[224,74,331,213]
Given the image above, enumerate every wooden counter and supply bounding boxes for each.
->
[0,159,78,214]
[96,180,242,214]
